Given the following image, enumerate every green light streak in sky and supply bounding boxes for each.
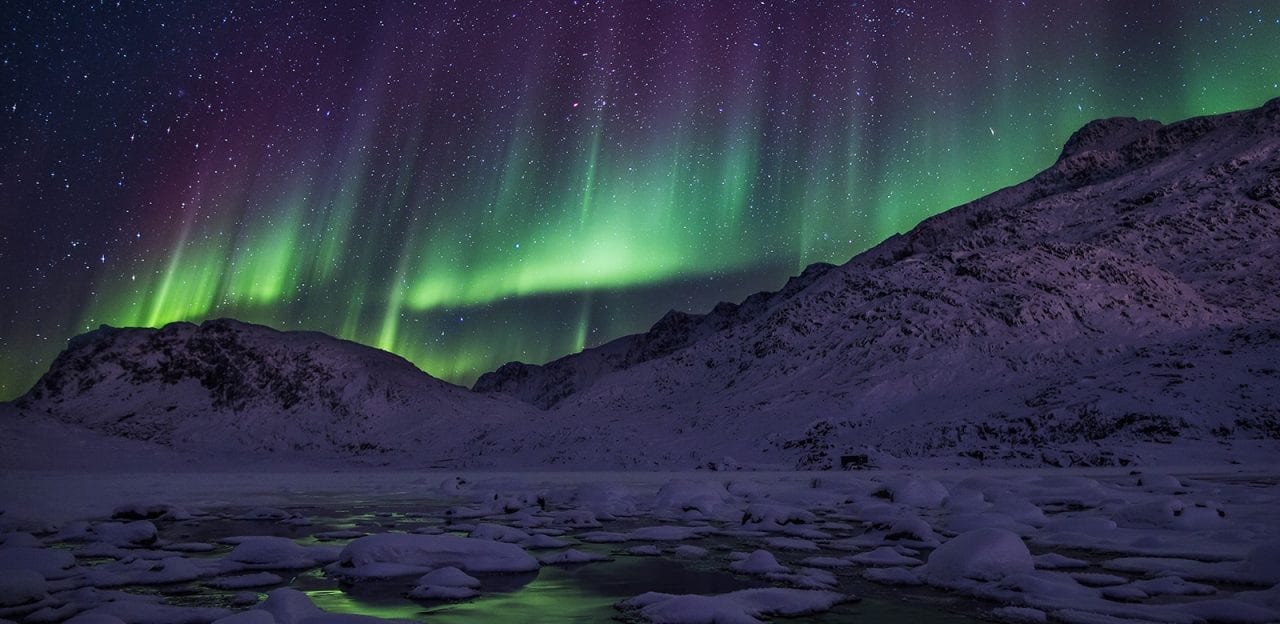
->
[19,1,1270,402]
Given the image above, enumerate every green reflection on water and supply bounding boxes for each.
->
[306,555,751,623]
[420,570,617,623]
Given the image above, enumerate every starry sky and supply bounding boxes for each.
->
[1,1,1277,399]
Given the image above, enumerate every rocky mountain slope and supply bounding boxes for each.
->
[11,319,530,462]
[471,97,1280,468]
[8,98,1280,469]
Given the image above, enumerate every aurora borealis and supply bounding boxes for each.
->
[1,2,1276,399]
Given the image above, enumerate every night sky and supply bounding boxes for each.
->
[1,1,1276,399]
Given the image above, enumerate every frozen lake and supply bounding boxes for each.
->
[1,468,1278,623]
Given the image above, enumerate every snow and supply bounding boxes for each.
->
[849,546,922,567]
[537,548,610,565]
[0,547,77,579]
[728,550,789,575]
[616,588,848,624]
[254,588,323,623]
[881,476,950,508]
[467,523,530,544]
[920,528,1035,586]
[1240,541,1280,585]
[207,572,286,589]
[0,570,45,607]
[64,615,129,624]
[330,533,539,578]
[406,566,481,600]
[991,606,1048,623]
[225,536,338,570]
[415,566,481,588]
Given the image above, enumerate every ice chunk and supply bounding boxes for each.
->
[225,536,338,570]
[416,566,481,588]
[213,613,276,624]
[1112,498,1226,530]
[616,588,848,624]
[254,587,323,622]
[75,601,232,624]
[850,546,921,567]
[468,523,531,544]
[577,531,629,543]
[207,572,285,589]
[728,549,788,575]
[1,533,40,548]
[800,556,854,569]
[83,556,211,587]
[312,530,366,542]
[520,534,571,549]
[920,528,1033,586]
[1177,599,1280,624]
[549,510,603,528]
[332,534,538,578]
[740,504,816,528]
[1241,541,1280,585]
[87,520,159,546]
[538,549,610,565]
[862,566,922,585]
[881,477,949,508]
[671,545,708,559]
[237,508,296,521]
[406,584,479,600]
[0,546,77,579]
[630,525,714,541]
[1133,473,1184,492]
[64,615,130,624]
[1034,553,1089,570]
[407,566,482,601]
[992,606,1048,623]
[653,480,731,517]
[882,515,940,546]
[765,537,819,552]
[0,569,45,606]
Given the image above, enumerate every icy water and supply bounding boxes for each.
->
[147,502,988,623]
[10,469,1278,623]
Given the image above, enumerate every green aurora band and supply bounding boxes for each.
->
[1,2,1276,398]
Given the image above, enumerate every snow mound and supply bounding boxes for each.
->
[538,549,610,565]
[0,569,45,606]
[654,480,731,517]
[728,550,789,575]
[920,528,1034,586]
[207,572,285,589]
[64,615,130,624]
[0,546,77,579]
[616,588,848,624]
[407,566,482,601]
[331,534,538,579]
[881,477,950,508]
[1240,541,1280,585]
[850,546,922,567]
[468,523,531,544]
[226,537,338,570]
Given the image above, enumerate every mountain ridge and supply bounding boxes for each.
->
[8,97,1280,470]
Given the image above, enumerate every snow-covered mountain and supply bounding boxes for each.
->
[11,319,531,463]
[470,97,1280,468]
[9,98,1280,469]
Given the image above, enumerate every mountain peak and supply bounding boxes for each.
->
[12,98,1280,469]
[1057,116,1162,162]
